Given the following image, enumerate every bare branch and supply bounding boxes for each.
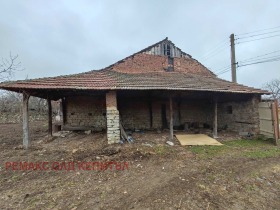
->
[263,79,280,101]
[0,52,24,81]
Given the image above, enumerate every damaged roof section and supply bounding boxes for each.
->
[0,38,269,95]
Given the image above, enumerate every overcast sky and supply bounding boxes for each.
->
[0,0,279,88]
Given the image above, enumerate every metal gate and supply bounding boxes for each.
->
[258,100,279,145]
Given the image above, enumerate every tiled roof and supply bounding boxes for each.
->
[0,69,267,94]
[0,39,268,94]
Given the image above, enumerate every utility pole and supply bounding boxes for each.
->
[230,33,237,83]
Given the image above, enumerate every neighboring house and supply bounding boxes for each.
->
[0,38,268,148]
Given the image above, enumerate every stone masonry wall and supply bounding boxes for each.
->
[119,99,213,130]
[106,91,120,144]
[119,100,151,130]
[177,101,213,126]
[66,96,106,130]
[218,96,260,134]
[66,94,260,136]
[151,102,162,129]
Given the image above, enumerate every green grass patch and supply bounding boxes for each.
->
[245,147,280,158]
[188,145,226,158]
[154,145,174,156]
[189,138,280,159]
[224,138,272,147]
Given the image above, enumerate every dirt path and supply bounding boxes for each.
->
[0,122,279,209]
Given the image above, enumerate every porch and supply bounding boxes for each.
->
[21,89,260,148]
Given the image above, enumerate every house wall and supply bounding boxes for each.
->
[218,95,260,134]
[66,96,106,130]
[64,94,260,135]
[119,100,151,129]
[178,101,213,126]
[119,96,260,134]
[118,99,213,130]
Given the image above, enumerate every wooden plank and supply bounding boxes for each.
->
[48,98,52,136]
[258,101,274,137]
[62,97,67,125]
[148,101,153,128]
[22,92,30,149]
[272,100,279,145]
[213,97,218,138]
[120,123,129,143]
[169,96,173,140]
[275,100,280,139]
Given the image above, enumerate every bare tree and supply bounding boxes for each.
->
[0,91,22,112]
[263,79,280,101]
[0,53,24,81]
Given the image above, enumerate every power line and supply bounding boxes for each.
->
[239,54,280,64]
[236,34,280,44]
[199,38,228,59]
[237,25,280,36]
[216,67,231,75]
[238,57,280,67]
[236,30,280,39]
[214,64,231,74]
[215,27,280,76]
[216,57,280,75]
[200,44,229,62]
[237,50,280,63]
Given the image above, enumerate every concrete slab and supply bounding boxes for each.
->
[175,134,223,146]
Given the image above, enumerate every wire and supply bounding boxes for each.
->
[199,38,228,60]
[236,25,280,36]
[214,64,231,73]
[217,57,280,75]
[236,30,280,39]
[236,34,280,44]
[216,27,280,75]
[239,55,280,64]
[200,44,230,62]
[216,66,232,75]
[238,57,280,67]
[237,50,280,63]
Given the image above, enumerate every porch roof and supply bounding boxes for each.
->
[0,69,268,94]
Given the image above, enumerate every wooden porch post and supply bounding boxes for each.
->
[62,97,67,125]
[22,92,30,149]
[213,97,218,138]
[169,96,173,140]
[48,98,52,136]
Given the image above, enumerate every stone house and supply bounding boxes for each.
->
[0,38,268,148]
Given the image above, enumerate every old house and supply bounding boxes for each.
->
[0,38,268,148]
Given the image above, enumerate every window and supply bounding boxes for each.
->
[163,44,171,56]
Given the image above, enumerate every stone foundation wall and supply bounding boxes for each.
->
[66,96,106,130]
[218,96,260,134]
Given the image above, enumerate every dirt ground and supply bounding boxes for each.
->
[0,121,280,210]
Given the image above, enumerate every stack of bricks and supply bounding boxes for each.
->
[106,91,120,144]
